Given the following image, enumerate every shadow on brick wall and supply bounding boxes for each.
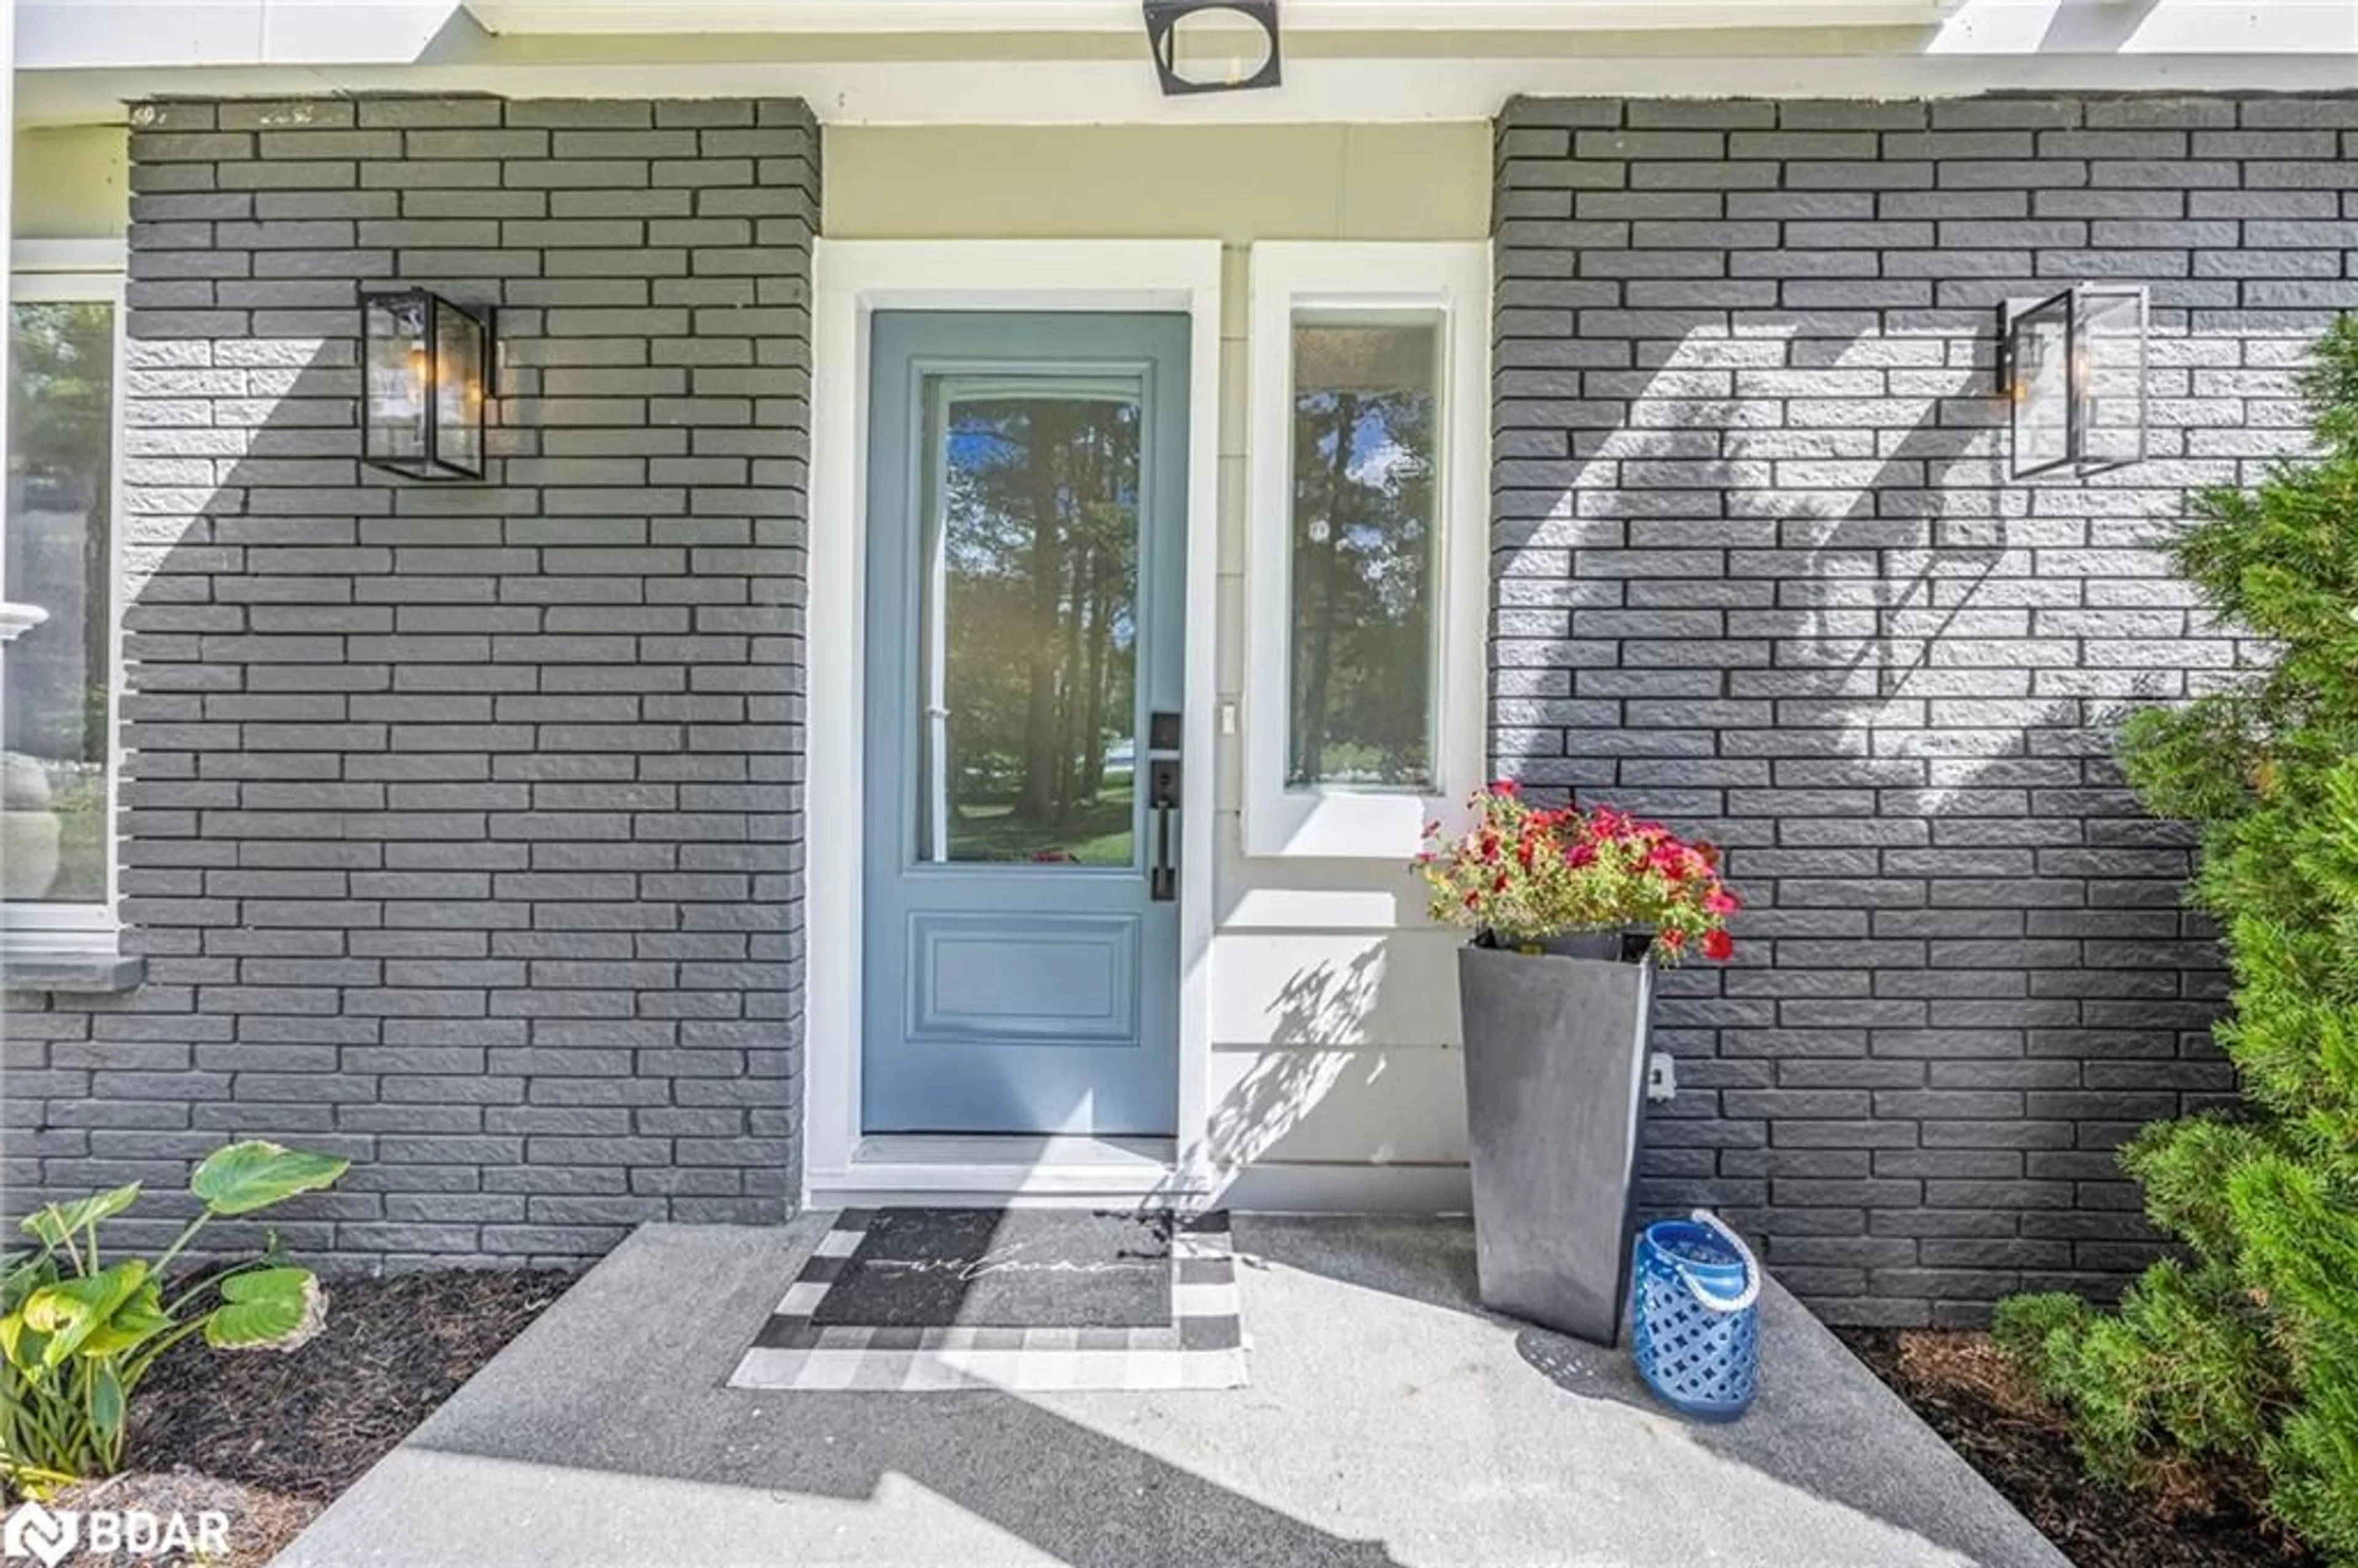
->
[6,92,817,1272]
[1494,302,2234,1324]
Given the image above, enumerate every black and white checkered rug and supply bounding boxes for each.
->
[730,1208,1247,1392]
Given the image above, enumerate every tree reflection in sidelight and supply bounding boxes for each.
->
[1287,314,1439,793]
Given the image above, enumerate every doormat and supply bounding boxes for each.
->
[729,1208,1247,1392]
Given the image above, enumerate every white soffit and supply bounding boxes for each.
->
[461,0,1966,32]
[16,2,468,69]
[13,0,2357,123]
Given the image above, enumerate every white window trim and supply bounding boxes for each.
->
[3,264,128,946]
[1244,240,1489,861]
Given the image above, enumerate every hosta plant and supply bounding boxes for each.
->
[1,1141,348,1498]
[1417,783,1741,962]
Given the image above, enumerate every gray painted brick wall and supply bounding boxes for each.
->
[7,88,2345,1318]
[3,96,817,1268]
[1493,93,2357,1325]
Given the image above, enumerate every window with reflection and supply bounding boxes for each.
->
[918,379,1143,867]
[4,292,117,912]
[1287,312,1440,792]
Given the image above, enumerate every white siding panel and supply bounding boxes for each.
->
[1210,930,1462,1050]
[1205,1047,1468,1166]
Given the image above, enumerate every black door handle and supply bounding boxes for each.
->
[1148,758,1180,902]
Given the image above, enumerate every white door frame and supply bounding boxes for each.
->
[801,238,1223,1206]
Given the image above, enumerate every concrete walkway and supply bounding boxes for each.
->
[273,1217,2066,1568]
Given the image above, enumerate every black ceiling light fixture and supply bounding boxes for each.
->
[360,286,493,481]
[1143,0,1282,96]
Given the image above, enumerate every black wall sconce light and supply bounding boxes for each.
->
[1996,284,2148,479]
[1143,0,1281,96]
[361,287,492,481]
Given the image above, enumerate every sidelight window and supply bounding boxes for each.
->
[1245,243,1488,859]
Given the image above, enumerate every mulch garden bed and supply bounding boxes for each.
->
[1838,1327,2320,1568]
[49,1269,572,1567]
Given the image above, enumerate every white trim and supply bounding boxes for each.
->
[1217,1160,1471,1213]
[463,0,1962,33]
[4,266,128,941]
[13,239,129,274]
[0,0,14,653]
[804,239,1223,1207]
[20,2,2358,125]
[1244,241,1488,861]
[25,55,2358,130]
[810,1147,1476,1213]
[18,0,462,70]
[810,1134,1196,1208]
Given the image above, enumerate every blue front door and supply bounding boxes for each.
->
[862,312,1189,1136]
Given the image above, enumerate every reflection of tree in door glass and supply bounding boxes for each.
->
[928,391,1142,866]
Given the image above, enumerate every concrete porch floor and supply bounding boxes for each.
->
[272,1216,2066,1568]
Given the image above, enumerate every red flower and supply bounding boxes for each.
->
[1566,842,1597,869]
[1658,928,1686,953]
[1704,888,1741,915]
[1591,807,1632,840]
[1702,929,1733,961]
[1648,844,1688,880]
[1491,779,1520,797]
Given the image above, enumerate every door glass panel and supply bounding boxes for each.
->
[918,378,1143,867]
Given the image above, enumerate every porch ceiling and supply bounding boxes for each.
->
[460,0,1969,33]
[13,0,2356,127]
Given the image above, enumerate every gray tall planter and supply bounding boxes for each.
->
[1457,933,1654,1346]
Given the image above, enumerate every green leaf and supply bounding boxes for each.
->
[2,1250,58,1314]
[21,1260,149,1368]
[189,1143,348,1216]
[203,1267,324,1351]
[0,1308,44,1372]
[89,1362,124,1447]
[19,1186,141,1249]
[77,1279,168,1359]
